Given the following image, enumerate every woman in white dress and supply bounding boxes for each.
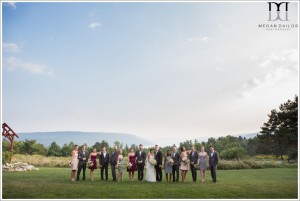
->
[70,145,79,182]
[180,146,190,183]
[146,148,156,182]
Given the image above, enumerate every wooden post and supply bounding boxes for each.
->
[2,123,19,163]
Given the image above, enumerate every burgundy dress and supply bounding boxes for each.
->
[89,155,97,171]
[127,155,137,172]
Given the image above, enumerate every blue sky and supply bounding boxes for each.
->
[2,1,299,145]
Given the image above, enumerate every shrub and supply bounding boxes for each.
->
[2,151,10,164]
[220,147,246,160]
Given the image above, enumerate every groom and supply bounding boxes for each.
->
[155,145,162,182]
[135,144,146,181]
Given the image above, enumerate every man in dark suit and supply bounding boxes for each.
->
[155,144,162,182]
[77,144,88,181]
[209,145,219,183]
[172,144,180,182]
[135,144,146,182]
[189,146,198,182]
[99,146,109,181]
[110,144,118,181]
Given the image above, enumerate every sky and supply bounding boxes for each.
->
[1,1,299,146]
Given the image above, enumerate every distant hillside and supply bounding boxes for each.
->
[233,132,259,139]
[15,131,154,147]
[194,132,259,144]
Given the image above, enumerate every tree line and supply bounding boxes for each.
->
[2,95,297,161]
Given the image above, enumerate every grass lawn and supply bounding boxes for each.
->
[2,167,298,199]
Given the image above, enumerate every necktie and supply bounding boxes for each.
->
[140,151,141,156]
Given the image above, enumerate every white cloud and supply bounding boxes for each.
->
[89,22,102,29]
[259,49,298,68]
[3,43,20,52]
[184,36,209,44]
[6,56,53,75]
[4,2,17,9]
[238,49,298,98]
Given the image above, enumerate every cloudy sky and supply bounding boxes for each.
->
[2,2,298,145]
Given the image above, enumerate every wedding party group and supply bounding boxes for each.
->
[70,143,219,184]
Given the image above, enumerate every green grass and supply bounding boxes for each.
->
[2,167,298,199]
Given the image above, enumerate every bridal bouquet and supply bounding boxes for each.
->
[149,159,157,166]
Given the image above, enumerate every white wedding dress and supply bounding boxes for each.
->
[146,155,156,182]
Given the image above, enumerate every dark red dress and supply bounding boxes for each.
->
[127,155,137,172]
[89,154,97,171]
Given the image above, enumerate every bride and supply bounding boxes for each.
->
[146,148,156,182]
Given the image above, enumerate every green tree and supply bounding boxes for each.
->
[246,137,259,156]
[32,143,47,155]
[23,139,37,155]
[259,95,298,160]
[47,142,61,156]
[61,142,75,156]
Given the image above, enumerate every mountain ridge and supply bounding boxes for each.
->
[15,131,154,147]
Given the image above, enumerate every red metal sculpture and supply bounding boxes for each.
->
[2,123,19,163]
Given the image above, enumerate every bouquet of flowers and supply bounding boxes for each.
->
[183,158,190,165]
[127,162,132,170]
[169,159,174,165]
[149,158,157,166]
[88,160,94,168]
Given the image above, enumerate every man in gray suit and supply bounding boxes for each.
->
[77,144,88,181]
[110,144,118,181]
[189,146,198,182]
[209,145,218,183]
[172,144,180,182]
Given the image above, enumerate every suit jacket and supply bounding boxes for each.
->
[189,151,198,164]
[155,150,163,166]
[135,150,146,165]
[78,150,89,162]
[99,152,110,166]
[209,151,218,166]
[171,152,180,165]
[110,150,118,165]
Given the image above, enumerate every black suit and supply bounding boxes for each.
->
[155,150,163,182]
[77,149,88,180]
[135,150,146,181]
[209,151,219,183]
[189,151,198,182]
[110,150,118,181]
[172,152,180,182]
[99,152,109,180]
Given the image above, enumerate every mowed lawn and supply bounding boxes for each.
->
[2,167,298,199]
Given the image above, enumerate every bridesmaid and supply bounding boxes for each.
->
[164,150,173,182]
[199,146,208,183]
[88,148,99,181]
[179,146,190,183]
[70,145,79,182]
[127,147,137,182]
[117,149,124,182]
